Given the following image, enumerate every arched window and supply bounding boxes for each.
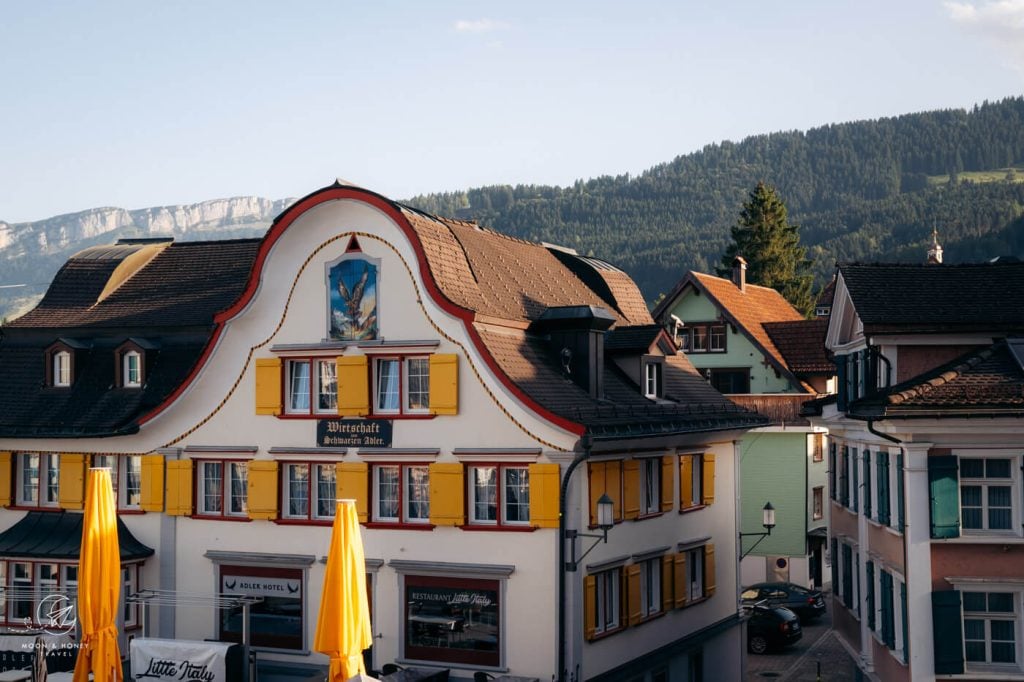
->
[123,350,142,387]
[53,351,71,387]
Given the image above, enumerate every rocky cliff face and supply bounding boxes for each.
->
[0,196,294,321]
[0,196,293,258]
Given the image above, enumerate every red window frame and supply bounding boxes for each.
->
[369,354,432,418]
[12,452,60,510]
[90,454,144,513]
[281,357,338,418]
[278,461,339,525]
[193,459,251,521]
[366,462,433,529]
[465,463,532,529]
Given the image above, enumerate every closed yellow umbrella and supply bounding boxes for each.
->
[74,468,123,682]
[314,499,373,681]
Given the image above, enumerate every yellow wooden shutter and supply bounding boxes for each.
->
[702,453,716,506]
[0,452,11,507]
[247,460,279,520]
[527,462,560,528]
[660,455,674,512]
[140,455,165,512]
[673,553,688,608]
[661,555,674,612]
[588,462,605,526]
[583,575,597,641]
[337,356,370,416]
[58,454,87,510]
[704,543,716,597]
[623,459,640,520]
[680,456,693,509]
[428,354,459,416]
[428,462,465,526]
[336,462,368,522]
[254,358,282,416]
[165,460,193,516]
[626,564,642,625]
[606,461,622,521]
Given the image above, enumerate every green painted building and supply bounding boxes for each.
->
[654,260,833,588]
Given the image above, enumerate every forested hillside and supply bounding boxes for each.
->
[407,96,1024,302]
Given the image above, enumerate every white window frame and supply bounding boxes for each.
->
[639,557,662,618]
[314,359,337,414]
[123,350,142,387]
[371,464,430,525]
[16,453,59,508]
[959,457,1017,534]
[285,358,338,415]
[640,458,661,515]
[123,564,139,628]
[404,357,430,413]
[282,462,337,521]
[92,454,142,510]
[690,456,703,508]
[468,464,530,527]
[708,324,726,352]
[644,362,661,399]
[893,571,906,663]
[372,355,432,415]
[374,357,401,414]
[686,547,705,601]
[960,587,1021,671]
[53,351,71,387]
[594,567,621,635]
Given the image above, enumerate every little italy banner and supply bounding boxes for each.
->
[130,638,232,682]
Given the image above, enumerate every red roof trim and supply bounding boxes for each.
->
[139,185,584,436]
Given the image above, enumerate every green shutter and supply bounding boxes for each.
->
[901,581,909,659]
[865,561,875,630]
[828,442,837,501]
[854,552,860,617]
[863,450,872,518]
[881,570,895,649]
[932,591,965,674]
[840,446,849,507]
[896,453,905,532]
[928,455,960,539]
[877,453,890,526]
[852,448,859,513]
[836,356,848,411]
[841,544,852,609]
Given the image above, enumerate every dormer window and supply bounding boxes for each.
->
[53,351,71,387]
[123,351,142,387]
[44,339,85,388]
[644,357,664,399]
[115,339,155,389]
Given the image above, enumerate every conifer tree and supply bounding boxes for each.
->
[717,182,815,316]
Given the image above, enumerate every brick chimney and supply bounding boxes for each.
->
[732,256,747,291]
[532,305,616,399]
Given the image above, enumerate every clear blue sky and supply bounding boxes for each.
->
[2,0,1022,223]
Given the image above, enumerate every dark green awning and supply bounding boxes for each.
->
[0,511,154,561]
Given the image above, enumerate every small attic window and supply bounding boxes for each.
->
[44,340,85,388]
[115,339,156,389]
[644,357,664,399]
[53,351,71,387]
[123,351,142,387]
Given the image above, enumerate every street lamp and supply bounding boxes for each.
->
[564,494,614,571]
[739,502,776,560]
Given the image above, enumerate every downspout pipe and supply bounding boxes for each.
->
[558,433,593,682]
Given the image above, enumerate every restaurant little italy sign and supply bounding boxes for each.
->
[130,639,232,682]
[317,418,392,447]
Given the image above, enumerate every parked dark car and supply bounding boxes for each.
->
[745,604,802,654]
[741,582,826,622]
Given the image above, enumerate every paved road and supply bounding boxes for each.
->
[746,603,861,682]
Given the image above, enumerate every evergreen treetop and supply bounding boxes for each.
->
[717,182,815,316]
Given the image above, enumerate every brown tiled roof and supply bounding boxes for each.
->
[546,249,654,323]
[11,240,261,328]
[0,239,261,437]
[849,340,1024,416]
[475,324,762,433]
[839,262,1024,334]
[401,208,643,325]
[816,277,836,309]
[763,319,833,375]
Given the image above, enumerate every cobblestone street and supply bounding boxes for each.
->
[746,602,861,682]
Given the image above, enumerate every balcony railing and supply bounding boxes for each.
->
[724,394,818,427]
